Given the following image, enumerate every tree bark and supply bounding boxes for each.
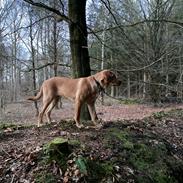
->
[68,0,91,121]
[68,0,90,78]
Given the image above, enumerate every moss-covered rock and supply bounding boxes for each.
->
[42,137,72,169]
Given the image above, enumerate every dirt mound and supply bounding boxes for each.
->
[0,109,183,182]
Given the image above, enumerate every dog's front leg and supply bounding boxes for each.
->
[74,100,84,128]
[87,102,98,126]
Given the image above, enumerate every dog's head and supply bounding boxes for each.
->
[99,70,121,88]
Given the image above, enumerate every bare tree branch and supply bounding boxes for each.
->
[24,62,71,72]
[88,19,183,34]
[23,0,71,23]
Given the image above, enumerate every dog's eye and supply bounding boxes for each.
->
[110,74,115,79]
[108,73,115,81]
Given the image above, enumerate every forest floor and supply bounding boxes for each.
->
[0,98,183,182]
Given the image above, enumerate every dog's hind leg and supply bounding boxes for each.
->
[45,96,60,124]
[38,96,53,127]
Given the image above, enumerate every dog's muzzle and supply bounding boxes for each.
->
[116,80,121,86]
[112,80,121,86]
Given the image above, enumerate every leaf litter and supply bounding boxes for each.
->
[0,104,183,182]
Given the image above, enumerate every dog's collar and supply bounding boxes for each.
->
[93,77,105,93]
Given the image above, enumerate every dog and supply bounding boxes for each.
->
[27,70,121,128]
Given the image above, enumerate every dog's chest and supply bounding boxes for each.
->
[87,86,100,101]
[91,91,99,98]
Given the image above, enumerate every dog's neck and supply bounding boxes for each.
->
[93,77,105,93]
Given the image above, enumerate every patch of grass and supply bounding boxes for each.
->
[0,122,33,131]
[0,123,19,130]
[120,98,140,105]
[152,111,168,119]
[152,109,183,120]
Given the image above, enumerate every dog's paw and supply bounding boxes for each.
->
[95,123,103,130]
[37,123,43,128]
[76,124,84,129]
[85,123,103,130]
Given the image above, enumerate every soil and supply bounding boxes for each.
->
[0,98,182,124]
[0,98,183,182]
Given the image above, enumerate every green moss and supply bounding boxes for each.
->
[69,139,81,146]
[32,113,183,183]
[110,128,128,139]
[86,160,114,182]
[48,137,68,145]
[129,143,177,183]
[108,128,134,150]
[42,137,71,170]
[103,125,180,183]
[0,122,33,131]
[35,172,56,183]
[101,162,114,175]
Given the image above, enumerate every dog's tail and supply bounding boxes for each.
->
[27,86,43,101]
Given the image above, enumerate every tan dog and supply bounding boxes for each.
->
[28,70,121,128]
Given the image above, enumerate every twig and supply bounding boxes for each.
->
[1,146,11,157]
[117,57,164,72]
[10,174,15,183]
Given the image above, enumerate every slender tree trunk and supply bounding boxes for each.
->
[0,59,4,114]
[53,18,58,77]
[29,11,39,116]
[53,0,58,77]
[127,68,130,98]
[100,7,107,104]
[143,71,147,99]
[110,55,116,97]
[68,0,91,121]
[11,21,18,102]
[179,47,182,99]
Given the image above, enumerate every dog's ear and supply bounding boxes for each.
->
[100,75,109,87]
[105,71,116,82]
[100,78,105,85]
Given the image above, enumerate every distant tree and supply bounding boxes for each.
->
[28,8,39,116]
[88,0,183,103]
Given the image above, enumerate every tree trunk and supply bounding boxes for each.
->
[29,11,39,116]
[53,1,58,77]
[127,69,130,98]
[68,0,91,120]
[143,71,147,99]
[53,19,58,77]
